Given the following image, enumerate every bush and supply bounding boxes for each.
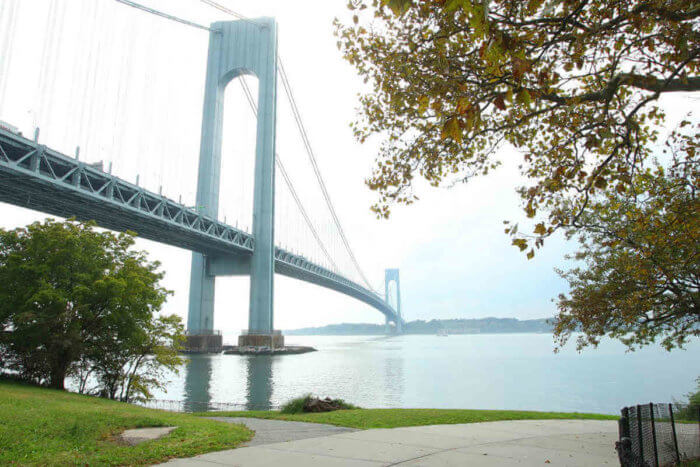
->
[280,394,359,414]
[674,377,700,421]
[280,394,313,414]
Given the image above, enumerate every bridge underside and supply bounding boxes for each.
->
[0,129,402,325]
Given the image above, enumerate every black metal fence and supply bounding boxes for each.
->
[617,403,699,466]
[132,398,280,413]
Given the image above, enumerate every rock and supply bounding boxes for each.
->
[303,397,344,413]
[119,426,176,446]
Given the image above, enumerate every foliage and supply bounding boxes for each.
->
[89,314,185,402]
[335,0,699,258]
[0,380,252,466]
[280,394,359,414]
[280,394,313,414]
[553,129,699,351]
[674,377,700,421]
[337,0,699,351]
[0,219,181,396]
[208,408,617,429]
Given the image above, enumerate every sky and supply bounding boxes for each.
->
[0,0,661,336]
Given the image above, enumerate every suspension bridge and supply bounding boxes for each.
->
[0,0,403,349]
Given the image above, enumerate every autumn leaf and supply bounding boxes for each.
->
[494,94,506,111]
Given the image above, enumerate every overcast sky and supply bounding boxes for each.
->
[2,0,681,337]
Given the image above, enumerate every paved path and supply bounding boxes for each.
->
[160,419,619,466]
[205,417,358,446]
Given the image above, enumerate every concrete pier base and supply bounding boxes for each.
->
[184,333,223,353]
[238,331,284,349]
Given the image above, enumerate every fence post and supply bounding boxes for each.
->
[649,403,659,467]
[617,407,633,466]
[669,403,680,464]
[620,407,630,437]
[637,405,645,465]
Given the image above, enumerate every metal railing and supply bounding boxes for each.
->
[185,329,222,336]
[617,403,699,466]
[132,398,280,413]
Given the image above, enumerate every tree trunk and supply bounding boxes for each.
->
[49,367,66,390]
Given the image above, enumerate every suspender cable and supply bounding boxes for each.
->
[239,77,339,273]
[277,62,380,294]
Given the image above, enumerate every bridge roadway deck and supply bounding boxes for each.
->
[0,128,398,321]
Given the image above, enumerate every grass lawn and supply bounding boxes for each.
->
[0,380,252,466]
[199,408,618,429]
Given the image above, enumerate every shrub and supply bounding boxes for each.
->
[280,394,359,414]
[280,394,313,414]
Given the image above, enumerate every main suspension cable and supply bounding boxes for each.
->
[113,0,212,31]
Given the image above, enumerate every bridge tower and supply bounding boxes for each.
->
[384,269,403,334]
[188,18,280,350]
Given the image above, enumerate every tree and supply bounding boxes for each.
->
[336,0,699,349]
[0,219,176,390]
[89,314,184,402]
[335,0,698,253]
[554,129,699,351]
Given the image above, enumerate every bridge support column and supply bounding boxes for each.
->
[246,18,278,341]
[188,255,216,333]
[188,18,282,350]
[385,269,403,334]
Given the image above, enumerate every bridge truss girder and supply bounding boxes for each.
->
[0,127,402,325]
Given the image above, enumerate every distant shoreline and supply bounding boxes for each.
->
[285,317,553,336]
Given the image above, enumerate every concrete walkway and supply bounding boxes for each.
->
[205,417,358,446]
[160,419,619,466]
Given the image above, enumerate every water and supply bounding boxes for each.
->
[152,334,699,415]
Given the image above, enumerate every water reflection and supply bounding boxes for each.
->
[384,356,404,407]
[183,354,213,412]
[245,355,274,410]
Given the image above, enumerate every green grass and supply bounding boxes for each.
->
[198,408,617,429]
[0,380,252,466]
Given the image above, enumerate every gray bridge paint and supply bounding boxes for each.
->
[0,121,401,329]
[385,269,402,333]
[189,18,402,336]
[0,18,402,333]
[189,18,279,335]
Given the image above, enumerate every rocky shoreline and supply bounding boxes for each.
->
[222,345,317,356]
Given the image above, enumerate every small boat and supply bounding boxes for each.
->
[437,329,448,337]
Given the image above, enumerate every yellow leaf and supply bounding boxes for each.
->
[418,96,430,115]
[441,118,462,143]
[516,89,531,106]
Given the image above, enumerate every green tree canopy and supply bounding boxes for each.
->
[0,219,179,391]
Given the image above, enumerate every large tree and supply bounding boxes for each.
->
[0,219,176,390]
[336,0,699,349]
